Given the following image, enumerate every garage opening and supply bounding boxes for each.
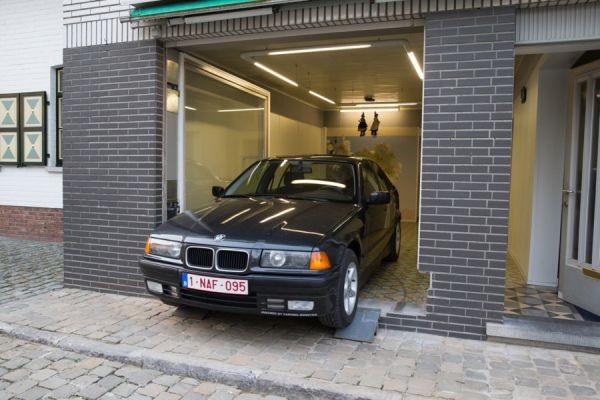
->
[163,27,428,316]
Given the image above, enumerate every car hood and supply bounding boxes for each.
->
[154,197,359,248]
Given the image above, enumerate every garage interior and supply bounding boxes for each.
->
[162,27,429,314]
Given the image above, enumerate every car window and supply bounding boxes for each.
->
[361,163,383,198]
[374,163,393,191]
[224,159,356,202]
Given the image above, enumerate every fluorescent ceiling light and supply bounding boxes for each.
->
[340,108,399,113]
[217,107,264,113]
[340,102,418,108]
[309,90,335,105]
[268,44,372,56]
[254,62,298,87]
[184,7,273,24]
[184,106,196,111]
[407,51,424,80]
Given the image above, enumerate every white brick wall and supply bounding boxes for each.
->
[0,0,64,208]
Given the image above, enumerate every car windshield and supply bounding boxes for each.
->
[223,159,356,203]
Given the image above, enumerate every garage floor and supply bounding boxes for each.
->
[360,222,429,309]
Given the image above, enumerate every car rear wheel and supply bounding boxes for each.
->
[384,220,401,262]
[318,250,359,329]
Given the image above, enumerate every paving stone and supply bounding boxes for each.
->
[6,379,36,395]
[79,383,110,400]
[137,383,167,397]
[15,386,48,400]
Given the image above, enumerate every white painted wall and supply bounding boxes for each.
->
[0,0,63,208]
[508,57,540,281]
[527,68,569,286]
[269,114,324,156]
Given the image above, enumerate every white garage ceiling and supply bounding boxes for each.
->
[183,28,424,110]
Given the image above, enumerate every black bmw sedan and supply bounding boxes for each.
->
[140,156,401,328]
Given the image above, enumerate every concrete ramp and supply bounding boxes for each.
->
[334,308,380,343]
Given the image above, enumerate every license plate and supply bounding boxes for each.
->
[181,272,248,295]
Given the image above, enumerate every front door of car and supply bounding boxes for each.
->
[361,162,389,272]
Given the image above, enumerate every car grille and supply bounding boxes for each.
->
[186,247,213,270]
[216,250,249,272]
[180,289,257,309]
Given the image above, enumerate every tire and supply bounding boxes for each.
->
[318,250,359,329]
[384,220,401,262]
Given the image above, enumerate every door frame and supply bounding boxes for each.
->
[176,52,271,211]
[559,59,600,305]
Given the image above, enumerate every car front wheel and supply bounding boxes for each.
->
[319,250,359,329]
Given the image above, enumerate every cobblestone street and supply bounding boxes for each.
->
[0,236,63,304]
[0,334,286,400]
[1,289,600,399]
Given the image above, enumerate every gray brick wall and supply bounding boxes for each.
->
[381,7,515,339]
[62,40,164,295]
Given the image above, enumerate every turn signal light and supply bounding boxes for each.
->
[144,238,151,255]
[309,251,331,270]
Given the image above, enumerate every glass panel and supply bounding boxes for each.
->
[572,81,587,260]
[585,80,599,264]
[184,64,265,211]
[592,79,600,265]
[225,159,356,202]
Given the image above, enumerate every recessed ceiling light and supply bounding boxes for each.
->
[340,102,418,108]
[268,44,372,56]
[309,90,336,105]
[340,108,399,113]
[217,107,264,113]
[254,62,298,87]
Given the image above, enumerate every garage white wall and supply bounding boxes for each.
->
[0,0,63,208]
[269,114,324,156]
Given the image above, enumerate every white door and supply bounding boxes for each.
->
[559,65,600,316]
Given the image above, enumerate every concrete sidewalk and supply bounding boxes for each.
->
[1,289,600,399]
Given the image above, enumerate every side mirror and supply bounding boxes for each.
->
[212,186,225,197]
[367,191,390,205]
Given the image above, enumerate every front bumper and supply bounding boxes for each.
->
[139,258,340,317]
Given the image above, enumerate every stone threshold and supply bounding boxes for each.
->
[487,316,600,354]
[0,321,398,400]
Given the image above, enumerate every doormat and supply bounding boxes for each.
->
[334,307,380,343]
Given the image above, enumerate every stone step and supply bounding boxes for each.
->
[487,316,600,353]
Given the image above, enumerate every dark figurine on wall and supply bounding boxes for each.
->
[370,112,380,136]
[358,112,368,136]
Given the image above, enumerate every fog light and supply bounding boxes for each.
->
[288,300,314,311]
[146,280,163,294]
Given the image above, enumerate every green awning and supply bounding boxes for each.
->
[129,0,306,20]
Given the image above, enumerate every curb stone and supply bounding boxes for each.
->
[0,321,401,400]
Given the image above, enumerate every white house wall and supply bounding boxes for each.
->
[0,0,63,209]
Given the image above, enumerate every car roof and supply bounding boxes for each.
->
[266,155,367,164]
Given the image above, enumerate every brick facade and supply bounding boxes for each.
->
[0,205,63,242]
[380,7,516,339]
[62,40,164,295]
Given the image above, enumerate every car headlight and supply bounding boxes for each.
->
[145,237,182,259]
[261,250,311,269]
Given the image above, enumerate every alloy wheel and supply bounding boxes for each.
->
[343,261,358,315]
